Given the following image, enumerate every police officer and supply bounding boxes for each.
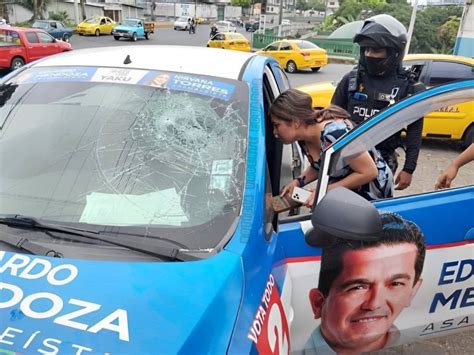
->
[332,14,425,191]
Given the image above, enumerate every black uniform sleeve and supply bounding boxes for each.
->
[331,73,350,110]
[402,82,426,174]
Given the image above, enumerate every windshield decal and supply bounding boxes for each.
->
[17,67,97,84]
[167,74,235,101]
[91,68,149,85]
[79,189,188,226]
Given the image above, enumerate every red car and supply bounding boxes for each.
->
[0,26,72,70]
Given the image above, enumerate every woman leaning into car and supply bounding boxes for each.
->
[271,89,393,207]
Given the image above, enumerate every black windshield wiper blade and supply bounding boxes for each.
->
[0,230,63,257]
[0,215,199,261]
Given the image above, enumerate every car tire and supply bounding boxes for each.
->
[311,67,321,72]
[174,27,177,30]
[95,29,100,36]
[62,34,70,42]
[10,57,25,70]
[78,33,83,36]
[286,60,297,73]
[132,33,137,42]
[114,36,120,41]
[463,125,474,148]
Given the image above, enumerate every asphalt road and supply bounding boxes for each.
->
[3,25,474,353]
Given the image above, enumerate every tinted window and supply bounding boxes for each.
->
[429,61,474,86]
[25,32,39,43]
[214,34,225,40]
[37,32,54,43]
[280,42,291,51]
[296,41,319,49]
[266,42,279,51]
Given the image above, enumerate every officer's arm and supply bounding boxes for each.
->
[331,74,350,109]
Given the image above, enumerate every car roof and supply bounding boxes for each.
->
[32,45,256,80]
[404,53,474,65]
[1,26,46,33]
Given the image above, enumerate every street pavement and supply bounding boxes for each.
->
[3,25,473,353]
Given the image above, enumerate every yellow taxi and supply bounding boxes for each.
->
[206,32,251,52]
[297,54,474,147]
[76,16,116,36]
[256,39,328,73]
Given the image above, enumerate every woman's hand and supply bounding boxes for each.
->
[435,165,459,189]
[303,190,316,208]
[280,179,299,198]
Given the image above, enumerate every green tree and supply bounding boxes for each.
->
[231,0,251,8]
[296,0,310,11]
[437,16,460,53]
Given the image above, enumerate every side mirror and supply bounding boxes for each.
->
[305,187,382,247]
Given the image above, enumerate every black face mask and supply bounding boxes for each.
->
[363,50,399,76]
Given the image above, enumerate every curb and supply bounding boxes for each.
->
[328,56,356,65]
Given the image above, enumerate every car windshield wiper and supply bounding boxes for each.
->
[0,215,199,261]
[0,230,64,257]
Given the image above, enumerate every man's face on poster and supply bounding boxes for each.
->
[310,243,422,352]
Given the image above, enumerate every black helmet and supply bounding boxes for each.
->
[354,15,408,76]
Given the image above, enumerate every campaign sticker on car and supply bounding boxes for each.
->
[16,67,97,84]
[91,68,149,85]
[167,74,235,101]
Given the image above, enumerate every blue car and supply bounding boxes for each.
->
[32,20,74,42]
[0,46,472,354]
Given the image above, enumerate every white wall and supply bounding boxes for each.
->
[224,6,241,18]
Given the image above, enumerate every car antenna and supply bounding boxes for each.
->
[123,55,132,65]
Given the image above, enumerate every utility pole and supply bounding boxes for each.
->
[73,0,79,24]
[405,0,418,56]
[278,0,283,36]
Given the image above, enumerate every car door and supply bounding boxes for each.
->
[23,31,44,62]
[278,41,293,68]
[281,80,474,352]
[37,31,60,57]
[422,60,474,142]
[105,17,114,33]
[210,33,225,48]
[263,42,282,66]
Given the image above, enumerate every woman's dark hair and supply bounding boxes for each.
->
[270,89,350,125]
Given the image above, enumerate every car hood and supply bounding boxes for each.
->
[0,250,243,353]
[113,25,133,31]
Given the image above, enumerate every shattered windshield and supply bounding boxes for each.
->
[0,67,248,250]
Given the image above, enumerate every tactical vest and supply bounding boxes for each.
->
[346,68,415,151]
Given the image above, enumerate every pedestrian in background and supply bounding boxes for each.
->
[331,14,425,191]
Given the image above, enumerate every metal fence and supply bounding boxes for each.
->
[252,32,359,59]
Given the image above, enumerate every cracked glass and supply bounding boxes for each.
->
[0,67,248,251]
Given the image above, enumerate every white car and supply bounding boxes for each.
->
[214,20,236,33]
[173,16,192,31]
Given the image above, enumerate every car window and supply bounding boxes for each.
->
[265,42,279,51]
[429,61,474,86]
[25,32,39,44]
[50,22,57,28]
[37,31,54,43]
[215,34,225,40]
[106,18,113,24]
[2,68,249,252]
[280,42,291,51]
[0,30,22,46]
[85,18,99,24]
[57,22,64,28]
[32,21,48,29]
[296,41,319,49]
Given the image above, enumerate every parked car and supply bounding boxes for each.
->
[112,18,154,41]
[298,54,474,147]
[257,39,328,73]
[0,26,72,70]
[245,21,259,32]
[32,20,74,42]
[76,16,116,36]
[0,45,472,354]
[207,32,251,52]
[214,20,236,33]
[173,16,192,31]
